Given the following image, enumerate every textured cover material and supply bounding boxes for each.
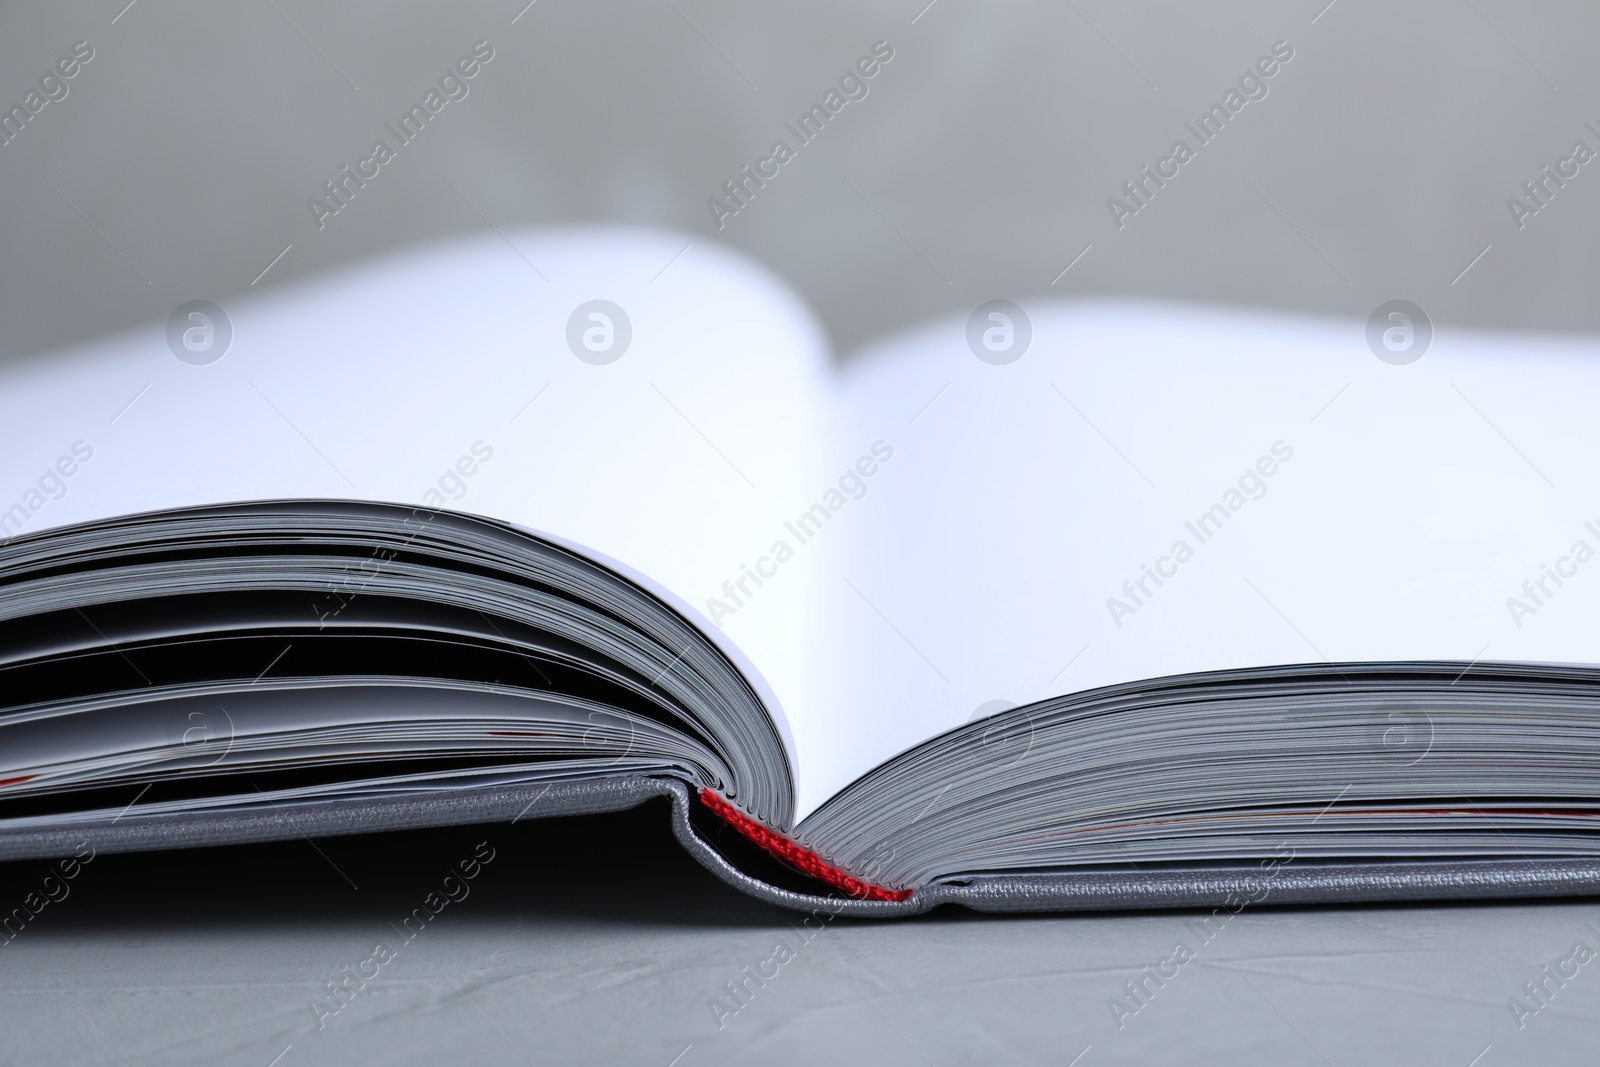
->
[2,776,1599,916]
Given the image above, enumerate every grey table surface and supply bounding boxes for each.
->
[3,801,1596,1066]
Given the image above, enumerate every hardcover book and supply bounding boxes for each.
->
[3,226,1598,915]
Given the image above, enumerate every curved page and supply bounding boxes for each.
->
[0,226,831,795]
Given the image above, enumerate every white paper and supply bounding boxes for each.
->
[794,300,1600,817]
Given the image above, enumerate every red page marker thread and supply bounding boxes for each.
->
[698,788,911,902]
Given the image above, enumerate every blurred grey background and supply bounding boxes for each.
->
[6,3,1600,1065]
[3,0,1598,366]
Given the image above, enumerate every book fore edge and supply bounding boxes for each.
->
[697,788,912,903]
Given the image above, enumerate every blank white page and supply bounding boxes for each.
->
[794,300,1600,818]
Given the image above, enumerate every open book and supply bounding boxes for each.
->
[3,226,1598,915]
